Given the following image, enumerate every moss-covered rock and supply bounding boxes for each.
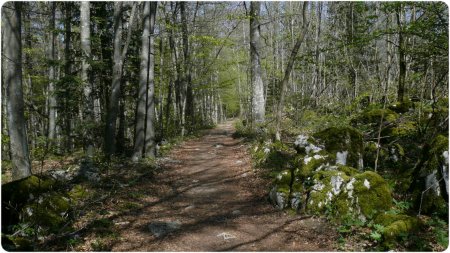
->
[306,168,392,221]
[252,141,296,169]
[269,184,290,210]
[424,135,449,175]
[388,100,414,113]
[351,171,392,218]
[273,170,292,185]
[2,175,58,233]
[293,134,324,155]
[2,175,57,204]
[353,108,399,126]
[307,170,352,214]
[312,126,364,169]
[20,192,71,232]
[374,213,421,248]
[4,235,33,251]
[337,165,360,176]
[390,121,416,138]
[294,154,329,178]
[414,135,449,216]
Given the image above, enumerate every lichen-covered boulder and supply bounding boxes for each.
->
[306,167,392,221]
[252,141,296,169]
[374,213,421,248]
[293,134,324,155]
[306,169,353,214]
[344,171,392,219]
[20,192,71,232]
[269,169,307,211]
[294,153,328,178]
[269,169,299,210]
[269,184,290,210]
[312,126,364,169]
[415,135,449,216]
[290,180,304,211]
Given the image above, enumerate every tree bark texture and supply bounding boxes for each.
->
[48,2,57,144]
[133,2,157,161]
[105,2,123,157]
[396,4,406,103]
[80,1,94,157]
[181,2,194,133]
[144,2,157,158]
[250,2,265,123]
[63,2,73,153]
[2,2,32,180]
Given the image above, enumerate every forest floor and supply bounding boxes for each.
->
[105,120,337,251]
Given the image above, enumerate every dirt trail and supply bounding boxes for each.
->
[111,121,337,251]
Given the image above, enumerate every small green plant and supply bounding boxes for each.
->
[427,215,449,249]
[67,237,82,249]
[370,231,382,242]
[12,223,36,237]
[393,199,412,213]
[370,224,385,242]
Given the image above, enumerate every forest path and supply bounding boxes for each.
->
[111,120,337,251]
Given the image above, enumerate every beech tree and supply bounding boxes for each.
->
[105,2,137,157]
[80,1,94,158]
[133,2,157,161]
[47,2,57,146]
[250,2,265,123]
[2,2,32,180]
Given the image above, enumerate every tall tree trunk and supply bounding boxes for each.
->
[144,2,157,158]
[23,5,36,150]
[48,2,57,147]
[63,2,72,153]
[396,4,406,103]
[250,2,265,123]
[180,2,194,133]
[104,2,137,156]
[133,2,157,161]
[313,2,322,105]
[169,2,183,135]
[2,2,32,180]
[275,2,309,141]
[159,37,164,138]
[346,3,357,100]
[97,2,113,124]
[105,2,124,157]
[80,1,94,158]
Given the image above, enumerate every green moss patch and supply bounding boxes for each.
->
[388,100,414,113]
[2,175,60,232]
[306,168,392,221]
[68,184,91,205]
[352,171,393,218]
[374,213,421,247]
[354,108,399,125]
[312,126,363,169]
[2,175,57,204]
[20,192,71,232]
